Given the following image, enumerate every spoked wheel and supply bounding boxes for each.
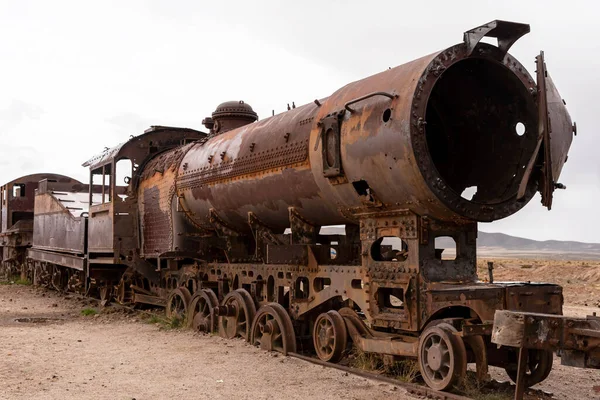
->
[313,310,348,363]
[115,271,145,305]
[217,289,256,341]
[250,303,296,355]
[188,289,219,333]
[166,287,192,320]
[418,322,467,391]
[505,349,553,388]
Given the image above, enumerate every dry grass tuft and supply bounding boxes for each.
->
[349,346,419,383]
[140,311,187,330]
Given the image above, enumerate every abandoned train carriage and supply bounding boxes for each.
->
[0,173,81,281]
[11,20,585,392]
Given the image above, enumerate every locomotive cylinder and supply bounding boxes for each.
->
[175,42,554,233]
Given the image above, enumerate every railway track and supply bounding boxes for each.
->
[288,352,473,400]
[99,300,474,399]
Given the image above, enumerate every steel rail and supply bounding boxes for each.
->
[288,352,473,400]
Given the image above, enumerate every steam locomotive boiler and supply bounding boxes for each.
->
[23,20,581,393]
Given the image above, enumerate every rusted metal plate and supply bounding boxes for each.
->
[492,310,600,369]
[138,146,188,258]
[463,20,530,57]
[32,184,89,254]
[504,283,562,315]
[27,248,85,271]
[518,52,575,209]
[87,203,114,253]
[177,139,308,190]
[82,126,205,170]
[536,52,575,209]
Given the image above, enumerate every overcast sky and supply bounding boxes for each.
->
[0,0,598,242]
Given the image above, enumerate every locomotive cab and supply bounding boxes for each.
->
[82,126,206,288]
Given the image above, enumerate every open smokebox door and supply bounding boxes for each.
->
[518,51,575,210]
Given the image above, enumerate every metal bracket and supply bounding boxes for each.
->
[344,91,397,113]
[289,207,318,245]
[463,20,530,57]
[248,211,283,261]
[208,208,240,237]
[320,113,344,178]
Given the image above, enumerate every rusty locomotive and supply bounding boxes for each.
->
[2,20,596,395]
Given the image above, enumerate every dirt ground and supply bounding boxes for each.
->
[1,257,600,400]
[0,284,413,400]
[476,258,600,307]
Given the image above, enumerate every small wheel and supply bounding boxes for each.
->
[67,271,85,294]
[313,310,348,363]
[218,289,256,341]
[99,283,113,306]
[51,265,68,291]
[250,303,297,355]
[505,349,553,388]
[418,322,467,391]
[37,264,51,287]
[166,287,192,320]
[115,273,133,305]
[188,289,219,333]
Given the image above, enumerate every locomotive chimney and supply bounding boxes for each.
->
[203,100,258,135]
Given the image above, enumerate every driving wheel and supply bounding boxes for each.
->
[187,289,219,333]
[166,287,192,320]
[250,303,297,355]
[217,289,256,341]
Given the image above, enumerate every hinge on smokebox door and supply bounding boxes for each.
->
[317,111,348,185]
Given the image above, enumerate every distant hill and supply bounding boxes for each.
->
[477,231,600,253]
[320,226,600,259]
[432,231,600,260]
